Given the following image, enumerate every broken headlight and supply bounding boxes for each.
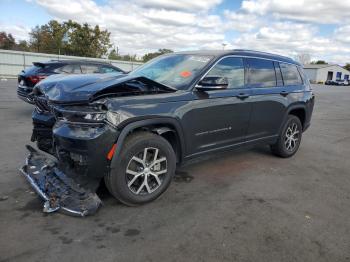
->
[54,104,107,124]
[106,111,132,126]
[54,105,131,126]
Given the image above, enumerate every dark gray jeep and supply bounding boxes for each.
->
[21,50,315,216]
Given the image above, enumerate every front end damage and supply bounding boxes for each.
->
[20,75,176,216]
[21,145,101,216]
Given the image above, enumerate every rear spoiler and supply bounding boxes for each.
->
[33,62,46,68]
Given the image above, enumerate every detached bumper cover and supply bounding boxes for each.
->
[20,145,102,216]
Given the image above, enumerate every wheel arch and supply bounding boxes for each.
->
[110,117,185,169]
[278,103,307,134]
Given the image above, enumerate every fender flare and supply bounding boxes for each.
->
[110,117,186,169]
[278,103,307,134]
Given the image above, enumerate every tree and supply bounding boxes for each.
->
[343,63,350,71]
[29,20,66,54]
[0,32,16,50]
[28,20,112,58]
[16,40,30,51]
[311,60,327,64]
[0,32,30,51]
[108,48,120,60]
[108,48,139,61]
[142,49,173,62]
[64,21,111,58]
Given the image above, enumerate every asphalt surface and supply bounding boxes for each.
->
[0,79,349,262]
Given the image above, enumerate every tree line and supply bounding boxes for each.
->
[0,20,173,62]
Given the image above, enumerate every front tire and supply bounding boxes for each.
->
[105,131,176,206]
[271,115,303,158]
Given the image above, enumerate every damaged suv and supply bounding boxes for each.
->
[21,50,315,216]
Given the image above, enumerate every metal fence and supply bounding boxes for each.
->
[0,49,143,78]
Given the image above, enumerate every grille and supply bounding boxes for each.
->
[35,96,51,113]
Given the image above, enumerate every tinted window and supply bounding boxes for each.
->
[247,58,276,88]
[280,63,302,85]
[99,66,121,73]
[81,64,100,74]
[206,57,244,89]
[55,64,81,74]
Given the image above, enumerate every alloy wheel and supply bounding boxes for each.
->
[126,147,167,195]
[284,122,300,152]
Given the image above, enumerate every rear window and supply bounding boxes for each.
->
[280,63,303,85]
[24,65,44,74]
[247,58,276,88]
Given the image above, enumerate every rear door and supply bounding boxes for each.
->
[246,59,304,140]
[182,57,253,157]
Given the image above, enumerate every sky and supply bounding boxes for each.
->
[1,0,350,63]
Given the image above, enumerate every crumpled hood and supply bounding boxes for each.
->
[34,73,175,104]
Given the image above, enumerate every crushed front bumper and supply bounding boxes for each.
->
[20,145,102,216]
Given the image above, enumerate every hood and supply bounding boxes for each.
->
[34,73,176,104]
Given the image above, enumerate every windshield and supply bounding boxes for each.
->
[129,54,213,90]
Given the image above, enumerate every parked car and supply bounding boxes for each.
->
[21,50,315,216]
[325,80,338,85]
[17,60,125,104]
[336,79,349,86]
[324,79,349,86]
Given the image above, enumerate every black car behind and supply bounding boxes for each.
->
[17,60,125,103]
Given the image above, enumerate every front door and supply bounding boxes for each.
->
[182,57,252,157]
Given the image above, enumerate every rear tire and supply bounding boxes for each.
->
[271,115,303,158]
[105,131,176,206]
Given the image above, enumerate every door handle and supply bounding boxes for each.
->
[280,91,289,97]
[236,93,250,100]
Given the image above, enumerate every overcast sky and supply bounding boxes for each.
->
[1,0,350,63]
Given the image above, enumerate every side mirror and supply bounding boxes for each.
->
[196,76,228,91]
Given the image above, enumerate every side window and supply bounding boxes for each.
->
[247,58,276,88]
[206,57,244,89]
[81,64,100,74]
[55,64,81,74]
[99,66,121,73]
[280,63,303,85]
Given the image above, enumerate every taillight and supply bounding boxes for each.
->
[27,75,47,85]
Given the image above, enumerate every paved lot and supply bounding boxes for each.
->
[0,79,349,262]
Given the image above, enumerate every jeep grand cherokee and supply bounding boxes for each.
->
[20,50,315,216]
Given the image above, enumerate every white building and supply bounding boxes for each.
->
[303,64,350,83]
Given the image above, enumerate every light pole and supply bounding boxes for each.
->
[222,43,227,50]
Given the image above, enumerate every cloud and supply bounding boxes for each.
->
[3,0,350,64]
[231,21,350,64]
[0,23,31,41]
[223,10,261,32]
[132,0,223,12]
[241,0,350,24]
[31,0,226,55]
